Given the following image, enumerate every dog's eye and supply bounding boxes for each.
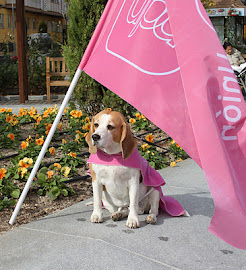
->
[94,123,99,128]
[107,125,115,130]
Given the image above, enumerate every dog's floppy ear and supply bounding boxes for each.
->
[120,121,137,160]
[85,118,97,154]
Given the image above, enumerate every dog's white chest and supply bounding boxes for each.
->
[92,163,139,207]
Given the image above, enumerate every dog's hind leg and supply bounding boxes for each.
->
[145,189,160,224]
[111,207,129,221]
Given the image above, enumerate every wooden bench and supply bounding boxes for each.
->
[46,57,70,103]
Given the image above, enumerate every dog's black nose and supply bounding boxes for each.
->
[92,134,101,142]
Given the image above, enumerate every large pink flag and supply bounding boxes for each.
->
[79,0,246,249]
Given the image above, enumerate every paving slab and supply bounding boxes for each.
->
[1,159,246,270]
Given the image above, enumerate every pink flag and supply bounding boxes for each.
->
[79,0,246,249]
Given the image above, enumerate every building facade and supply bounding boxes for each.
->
[0,0,68,48]
[207,0,246,47]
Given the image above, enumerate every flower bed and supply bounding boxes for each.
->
[0,106,187,234]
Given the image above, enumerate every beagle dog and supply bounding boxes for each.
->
[86,110,185,228]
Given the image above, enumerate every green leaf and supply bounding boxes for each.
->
[37,189,44,196]
[39,167,48,174]
[50,187,60,200]
[37,173,47,182]
[61,189,68,197]
[10,189,20,199]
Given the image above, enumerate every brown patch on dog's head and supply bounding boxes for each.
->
[85,117,97,154]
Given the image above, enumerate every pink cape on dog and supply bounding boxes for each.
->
[88,148,185,217]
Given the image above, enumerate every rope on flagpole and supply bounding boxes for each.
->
[9,67,82,225]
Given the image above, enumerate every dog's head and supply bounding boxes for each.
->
[86,110,137,160]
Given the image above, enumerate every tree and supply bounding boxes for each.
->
[63,0,108,113]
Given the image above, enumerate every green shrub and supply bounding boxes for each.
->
[0,54,18,90]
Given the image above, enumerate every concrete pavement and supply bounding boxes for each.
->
[0,95,65,114]
[1,159,246,270]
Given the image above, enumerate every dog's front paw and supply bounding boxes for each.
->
[91,212,103,223]
[146,214,157,224]
[126,215,139,229]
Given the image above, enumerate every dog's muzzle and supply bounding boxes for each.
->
[92,134,101,143]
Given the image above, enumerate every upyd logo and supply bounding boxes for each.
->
[106,0,179,75]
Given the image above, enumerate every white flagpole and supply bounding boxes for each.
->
[9,68,82,225]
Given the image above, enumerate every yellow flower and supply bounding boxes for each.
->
[49,147,55,155]
[145,134,154,143]
[68,152,76,158]
[7,133,15,140]
[170,162,176,167]
[26,136,33,143]
[23,157,33,166]
[64,107,68,114]
[18,167,28,178]
[7,108,12,113]
[151,152,155,156]
[21,141,29,150]
[0,168,7,180]
[61,167,71,177]
[62,139,67,144]
[177,158,183,162]
[129,118,136,124]
[171,140,176,145]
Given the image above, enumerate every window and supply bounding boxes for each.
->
[8,14,11,29]
[0,14,4,29]
[33,18,37,30]
[48,21,52,32]
[27,17,30,29]
[52,21,57,32]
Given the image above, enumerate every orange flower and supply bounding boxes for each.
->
[106,108,112,111]
[135,112,141,119]
[18,160,29,168]
[70,110,83,118]
[21,141,29,150]
[49,147,55,155]
[58,122,62,130]
[36,137,44,146]
[26,136,33,143]
[47,170,54,180]
[54,163,61,170]
[0,108,7,113]
[83,132,88,138]
[83,123,91,131]
[45,123,52,131]
[85,116,90,123]
[129,118,136,124]
[141,143,150,151]
[68,152,76,158]
[0,168,7,180]
[7,133,15,140]
[145,134,154,143]
[6,115,12,123]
